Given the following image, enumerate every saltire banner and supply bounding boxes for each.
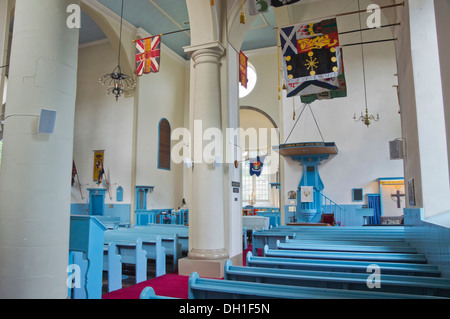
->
[248,0,301,15]
[135,35,161,76]
[280,18,344,98]
[239,51,248,88]
[301,51,347,103]
[250,156,265,177]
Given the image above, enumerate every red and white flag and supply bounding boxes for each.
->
[135,35,161,76]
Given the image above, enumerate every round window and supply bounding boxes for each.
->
[239,63,257,98]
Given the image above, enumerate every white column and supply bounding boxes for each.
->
[0,0,11,109]
[184,42,228,261]
[0,0,80,298]
[407,0,450,217]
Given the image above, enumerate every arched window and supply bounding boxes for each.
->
[158,118,171,170]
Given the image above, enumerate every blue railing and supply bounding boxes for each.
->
[318,192,346,225]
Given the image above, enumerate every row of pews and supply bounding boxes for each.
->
[141,225,450,299]
[102,224,248,293]
[102,224,188,293]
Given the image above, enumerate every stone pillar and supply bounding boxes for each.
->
[179,41,228,278]
[400,0,450,217]
[0,0,80,298]
[0,0,11,109]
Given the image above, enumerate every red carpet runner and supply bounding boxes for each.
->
[102,245,253,299]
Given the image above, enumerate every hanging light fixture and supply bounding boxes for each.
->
[99,0,136,101]
[353,0,379,127]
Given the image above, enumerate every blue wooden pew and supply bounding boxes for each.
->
[279,238,417,253]
[268,226,405,239]
[252,231,294,255]
[224,260,450,297]
[105,229,180,272]
[103,236,167,293]
[140,287,178,299]
[187,272,444,299]
[135,225,188,253]
[103,233,166,283]
[102,238,149,292]
[245,252,441,277]
[266,243,427,263]
[96,216,121,230]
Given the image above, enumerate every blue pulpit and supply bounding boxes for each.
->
[275,142,338,223]
[88,188,107,216]
[69,215,107,299]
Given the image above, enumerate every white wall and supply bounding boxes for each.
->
[240,47,280,128]
[134,46,188,210]
[72,41,134,204]
[72,38,189,215]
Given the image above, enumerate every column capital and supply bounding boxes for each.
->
[184,41,226,63]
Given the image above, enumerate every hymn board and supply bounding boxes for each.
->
[275,142,338,223]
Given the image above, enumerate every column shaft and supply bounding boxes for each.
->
[0,0,80,298]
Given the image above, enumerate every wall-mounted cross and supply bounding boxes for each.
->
[391,190,405,208]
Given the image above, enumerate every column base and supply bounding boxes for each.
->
[178,253,242,278]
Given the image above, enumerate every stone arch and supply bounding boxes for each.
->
[80,2,134,77]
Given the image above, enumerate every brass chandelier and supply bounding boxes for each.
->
[353,0,379,127]
[99,0,136,101]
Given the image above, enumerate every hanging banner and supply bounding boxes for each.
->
[300,186,314,202]
[135,35,161,76]
[280,17,344,98]
[93,150,104,182]
[239,51,248,89]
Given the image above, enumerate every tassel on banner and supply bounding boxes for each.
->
[240,0,246,24]
[211,0,214,5]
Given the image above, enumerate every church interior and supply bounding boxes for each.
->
[1,0,450,301]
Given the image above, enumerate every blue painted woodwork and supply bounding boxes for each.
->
[275,142,341,223]
[69,215,107,299]
[253,207,281,228]
[88,188,107,216]
[96,216,121,230]
[104,242,122,292]
[187,272,442,299]
[264,244,427,263]
[116,186,123,202]
[135,186,154,210]
[251,226,406,253]
[140,287,178,299]
[224,260,450,297]
[105,228,180,272]
[136,224,189,253]
[245,252,441,277]
[404,208,450,280]
[355,208,375,226]
[280,238,416,253]
[251,229,294,255]
[103,234,166,292]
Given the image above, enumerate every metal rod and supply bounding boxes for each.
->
[276,2,404,30]
[339,23,400,36]
[336,2,404,17]
[134,28,190,42]
[342,38,397,47]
